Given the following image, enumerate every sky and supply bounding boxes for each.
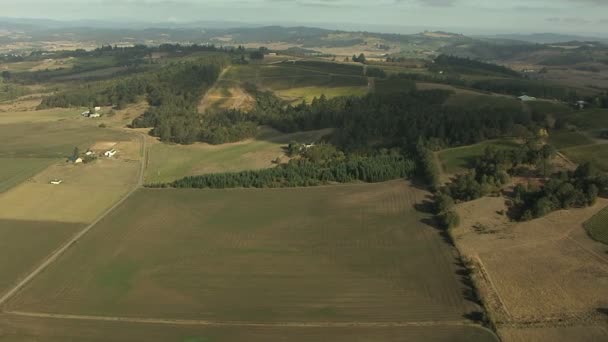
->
[0,0,607,35]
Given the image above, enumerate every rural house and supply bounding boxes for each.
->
[104,149,117,158]
[518,95,537,102]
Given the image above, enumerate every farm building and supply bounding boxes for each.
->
[104,149,117,158]
[89,113,101,118]
[518,95,537,102]
[74,157,83,164]
[85,151,95,156]
[50,179,62,185]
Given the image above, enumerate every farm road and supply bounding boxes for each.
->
[5,310,480,329]
[0,131,147,307]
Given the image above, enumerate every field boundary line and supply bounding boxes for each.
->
[4,310,482,328]
[0,131,147,307]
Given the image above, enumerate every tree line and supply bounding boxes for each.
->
[149,145,415,189]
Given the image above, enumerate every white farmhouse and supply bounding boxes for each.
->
[74,157,83,164]
[50,179,63,185]
[89,113,101,118]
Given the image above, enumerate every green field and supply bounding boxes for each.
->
[438,139,520,174]
[8,182,482,326]
[0,220,83,295]
[562,108,608,130]
[222,63,368,93]
[0,157,57,193]
[548,130,595,149]
[276,86,367,103]
[0,120,131,158]
[561,143,608,172]
[145,128,332,184]
[584,206,608,245]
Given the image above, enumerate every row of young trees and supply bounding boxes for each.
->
[150,146,416,189]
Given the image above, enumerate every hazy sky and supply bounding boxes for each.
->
[1,0,607,35]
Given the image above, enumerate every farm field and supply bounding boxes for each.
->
[438,139,520,174]
[276,85,367,103]
[0,158,140,224]
[0,107,76,125]
[453,197,608,341]
[7,182,484,327]
[0,220,83,297]
[0,120,132,158]
[561,143,608,172]
[145,128,332,184]
[222,63,368,93]
[499,325,608,342]
[0,314,499,342]
[561,108,608,130]
[585,207,608,245]
[0,157,56,193]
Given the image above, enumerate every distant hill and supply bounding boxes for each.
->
[480,33,608,44]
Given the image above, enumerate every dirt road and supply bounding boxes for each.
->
[0,131,147,307]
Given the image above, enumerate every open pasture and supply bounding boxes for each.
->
[438,139,520,174]
[562,108,608,130]
[8,181,481,326]
[145,128,332,184]
[0,313,499,342]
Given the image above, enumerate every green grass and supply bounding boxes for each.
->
[276,86,367,103]
[0,157,57,193]
[548,130,595,149]
[375,78,416,95]
[9,182,480,325]
[223,64,367,91]
[0,120,131,158]
[563,108,608,130]
[145,128,332,184]
[444,93,522,110]
[439,139,520,174]
[585,206,608,245]
[561,143,608,172]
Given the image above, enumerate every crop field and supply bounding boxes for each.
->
[7,182,484,327]
[145,128,332,184]
[548,130,595,149]
[0,157,57,193]
[0,158,140,223]
[374,78,416,95]
[0,120,132,158]
[561,143,608,172]
[222,64,368,93]
[584,206,608,244]
[438,139,520,174]
[500,326,608,342]
[0,220,83,296]
[0,314,499,342]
